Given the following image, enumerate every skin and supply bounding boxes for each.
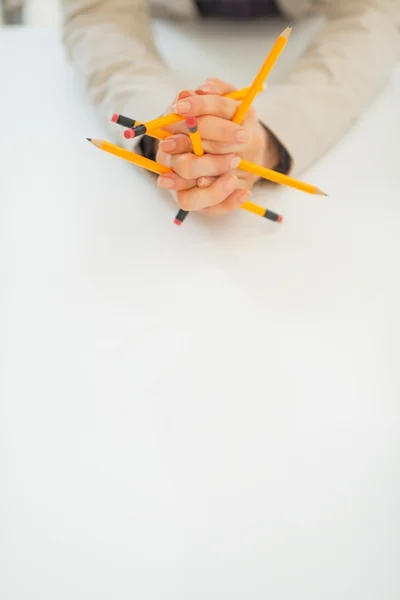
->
[155,78,280,216]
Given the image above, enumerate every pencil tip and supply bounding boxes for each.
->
[86,137,92,142]
[281,26,292,39]
[316,188,329,196]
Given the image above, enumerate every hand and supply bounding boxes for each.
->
[156,79,280,216]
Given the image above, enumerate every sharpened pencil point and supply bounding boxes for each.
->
[281,26,292,39]
[316,188,329,196]
[86,138,91,142]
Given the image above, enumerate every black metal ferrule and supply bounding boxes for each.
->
[132,124,147,137]
[175,209,189,223]
[116,115,136,128]
[264,210,280,222]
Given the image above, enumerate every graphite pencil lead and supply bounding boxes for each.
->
[315,188,329,196]
[88,138,102,148]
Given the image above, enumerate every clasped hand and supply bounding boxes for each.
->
[156,79,279,216]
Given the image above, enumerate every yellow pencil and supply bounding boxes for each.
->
[123,84,268,139]
[156,86,266,140]
[241,201,282,222]
[87,138,170,175]
[128,114,185,138]
[87,138,284,223]
[124,124,169,141]
[88,139,326,196]
[232,26,291,125]
[112,113,169,140]
[220,84,266,100]
[239,159,328,195]
[173,118,204,225]
[149,128,170,140]
[186,118,204,156]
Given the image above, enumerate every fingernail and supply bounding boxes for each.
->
[236,130,250,143]
[195,89,207,96]
[178,90,192,100]
[223,175,238,193]
[174,101,191,114]
[160,139,176,152]
[230,156,241,169]
[157,177,175,189]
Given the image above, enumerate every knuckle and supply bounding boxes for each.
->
[209,186,223,205]
[208,158,224,176]
[221,99,234,119]
[220,122,234,139]
[205,139,221,154]
[156,150,168,167]
[174,154,192,179]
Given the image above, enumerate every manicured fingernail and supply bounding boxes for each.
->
[174,101,191,114]
[195,89,207,95]
[230,156,241,169]
[236,130,250,143]
[178,90,192,100]
[160,139,176,152]
[157,177,175,189]
[223,175,238,193]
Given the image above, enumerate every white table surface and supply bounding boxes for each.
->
[1,24,400,600]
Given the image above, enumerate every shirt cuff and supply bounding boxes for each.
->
[261,124,292,175]
[138,135,158,161]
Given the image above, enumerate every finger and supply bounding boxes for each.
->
[163,95,258,139]
[156,147,197,191]
[197,175,253,193]
[174,93,239,120]
[177,173,239,211]
[159,134,192,155]
[160,130,249,155]
[177,89,195,100]
[200,189,250,216]
[162,89,195,116]
[197,176,216,188]
[196,78,236,96]
[170,152,241,180]
[156,146,173,169]
[169,115,250,146]
[157,172,197,192]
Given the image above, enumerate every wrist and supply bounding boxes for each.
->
[260,124,291,175]
[262,126,280,170]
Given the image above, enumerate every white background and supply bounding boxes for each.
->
[1,15,400,600]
